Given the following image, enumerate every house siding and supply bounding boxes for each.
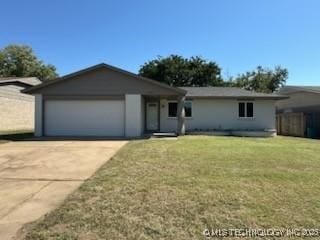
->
[34,67,182,96]
[141,96,145,134]
[0,85,35,133]
[34,94,43,137]
[276,91,320,111]
[26,64,281,137]
[125,94,143,137]
[160,98,276,132]
[276,90,320,138]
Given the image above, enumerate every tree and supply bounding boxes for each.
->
[0,45,58,81]
[139,55,223,87]
[230,66,288,93]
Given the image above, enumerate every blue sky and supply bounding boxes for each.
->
[1,0,319,85]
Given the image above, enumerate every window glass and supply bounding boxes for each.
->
[184,101,192,117]
[246,102,253,117]
[168,102,177,117]
[238,102,245,118]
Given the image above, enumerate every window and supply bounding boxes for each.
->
[238,102,245,118]
[246,102,253,118]
[238,102,254,118]
[167,101,192,118]
[184,101,192,117]
[168,102,178,117]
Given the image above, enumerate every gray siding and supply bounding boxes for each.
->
[141,96,145,133]
[34,68,181,96]
[276,91,320,111]
[160,98,276,132]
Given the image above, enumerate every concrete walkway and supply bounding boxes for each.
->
[0,140,127,239]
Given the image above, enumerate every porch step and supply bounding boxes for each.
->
[148,132,177,138]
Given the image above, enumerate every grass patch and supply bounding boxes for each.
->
[24,136,320,239]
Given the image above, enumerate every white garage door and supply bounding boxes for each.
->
[44,100,125,136]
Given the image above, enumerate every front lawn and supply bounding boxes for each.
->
[24,136,320,239]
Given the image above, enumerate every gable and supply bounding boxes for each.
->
[24,64,184,96]
[276,91,320,110]
[279,86,320,95]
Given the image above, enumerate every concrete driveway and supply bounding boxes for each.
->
[0,140,127,239]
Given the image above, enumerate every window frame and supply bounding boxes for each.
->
[238,101,254,119]
[167,100,193,118]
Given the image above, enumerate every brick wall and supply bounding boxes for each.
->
[0,85,35,133]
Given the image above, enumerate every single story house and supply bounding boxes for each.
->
[23,63,286,138]
[0,77,41,133]
[276,86,320,138]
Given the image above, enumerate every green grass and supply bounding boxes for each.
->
[24,136,320,240]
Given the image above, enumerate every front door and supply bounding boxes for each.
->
[146,102,159,131]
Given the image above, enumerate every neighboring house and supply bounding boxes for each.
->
[276,86,320,138]
[0,77,41,133]
[23,63,286,138]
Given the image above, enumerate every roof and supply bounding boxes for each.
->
[23,63,186,95]
[180,87,288,99]
[17,65,286,100]
[0,77,40,87]
[278,85,320,95]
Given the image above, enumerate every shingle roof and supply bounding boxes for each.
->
[179,87,287,99]
[0,77,40,87]
[279,86,320,94]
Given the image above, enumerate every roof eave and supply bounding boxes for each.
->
[186,95,289,100]
[0,81,34,88]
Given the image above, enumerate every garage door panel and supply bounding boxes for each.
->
[44,100,125,136]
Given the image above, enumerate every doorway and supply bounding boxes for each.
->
[146,102,159,131]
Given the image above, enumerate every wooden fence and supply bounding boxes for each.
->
[276,112,305,137]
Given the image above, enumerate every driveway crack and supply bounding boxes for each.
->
[0,181,53,220]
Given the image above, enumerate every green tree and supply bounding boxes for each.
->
[0,45,58,81]
[230,66,288,93]
[139,55,223,87]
